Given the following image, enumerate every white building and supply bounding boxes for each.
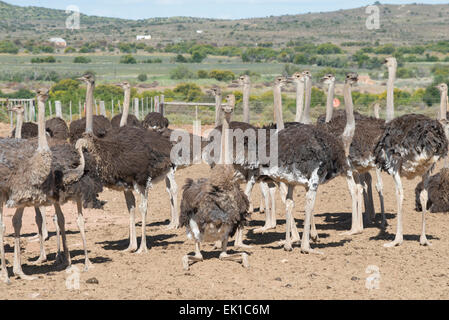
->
[196,30,203,34]
[136,35,152,40]
[49,37,67,48]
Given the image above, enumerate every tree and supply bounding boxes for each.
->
[170,65,194,80]
[138,74,148,82]
[120,55,137,64]
[74,56,91,63]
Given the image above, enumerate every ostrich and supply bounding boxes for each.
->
[78,73,172,253]
[1,89,89,281]
[260,73,359,252]
[374,69,448,249]
[46,117,69,141]
[316,74,387,232]
[181,94,250,270]
[69,77,112,144]
[239,75,251,124]
[11,104,38,139]
[415,83,449,217]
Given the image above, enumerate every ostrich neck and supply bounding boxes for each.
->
[214,94,223,127]
[342,83,355,157]
[440,90,448,121]
[273,85,284,131]
[301,77,312,124]
[243,83,250,124]
[221,113,232,164]
[15,112,23,139]
[120,88,131,127]
[386,66,396,122]
[37,99,49,152]
[374,104,380,119]
[294,81,305,123]
[62,142,86,185]
[85,81,95,133]
[325,82,335,123]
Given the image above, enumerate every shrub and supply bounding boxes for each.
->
[175,54,188,63]
[31,56,56,63]
[208,70,235,82]
[120,54,137,64]
[73,56,91,63]
[0,40,19,54]
[197,70,209,78]
[138,74,148,82]
[170,65,194,80]
[64,47,77,53]
[173,83,202,101]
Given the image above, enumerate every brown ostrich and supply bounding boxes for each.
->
[259,73,359,252]
[181,95,250,270]
[415,83,449,218]
[1,89,88,282]
[10,104,38,139]
[46,117,69,141]
[374,75,449,249]
[78,73,172,253]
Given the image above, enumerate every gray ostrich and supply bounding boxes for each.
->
[181,94,250,270]
[260,73,359,252]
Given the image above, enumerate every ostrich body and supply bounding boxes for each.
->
[79,75,172,253]
[46,117,69,140]
[259,73,359,253]
[181,96,250,270]
[111,114,141,129]
[69,115,111,144]
[142,112,169,131]
[414,83,449,214]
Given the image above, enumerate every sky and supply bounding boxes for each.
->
[4,0,449,20]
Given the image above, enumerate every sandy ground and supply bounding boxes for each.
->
[1,122,449,300]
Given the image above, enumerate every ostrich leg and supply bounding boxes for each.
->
[245,174,256,213]
[234,174,256,249]
[384,171,404,247]
[123,190,138,252]
[259,182,266,214]
[54,204,71,268]
[268,182,277,228]
[283,185,301,251]
[12,208,36,280]
[32,207,47,265]
[136,180,150,254]
[28,207,48,242]
[375,168,386,227]
[165,168,179,230]
[361,172,376,223]
[0,198,10,284]
[53,213,62,264]
[254,181,272,233]
[76,199,92,271]
[341,172,363,236]
[301,185,323,255]
[419,173,432,246]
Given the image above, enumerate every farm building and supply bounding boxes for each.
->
[49,37,67,48]
[136,35,152,40]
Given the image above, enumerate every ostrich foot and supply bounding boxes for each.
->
[420,236,432,247]
[383,237,403,248]
[14,270,36,281]
[253,225,276,234]
[311,231,320,243]
[278,238,300,247]
[340,229,363,236]
[166,222,179,230]
[135,245,148,254]
[301,247,324,255]
[0,268,10,284]
[182,253,203,271]
[83,259,93,272]
[123,243,138,253]
[219,252,249,268]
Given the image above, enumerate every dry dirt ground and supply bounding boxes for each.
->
[1,122,449,300]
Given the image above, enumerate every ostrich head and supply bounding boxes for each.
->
[345,72,358,86]
[436,83,448,94]
[207,86,221,97]
[321,73,336,85]
[291,72,305,84]
[7,104,25,114]
[302,70,312,80]
[383,57,397,71]
[117,81,131,91]
[274,76,288,88]
[238,75,251,86]
[77,72,95,85]
[36,88,50,102]
[223,94,235,114]
[75,138,89,151]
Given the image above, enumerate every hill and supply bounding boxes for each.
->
[1,1,449,47]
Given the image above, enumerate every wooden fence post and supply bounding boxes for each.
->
[100,101,106,117]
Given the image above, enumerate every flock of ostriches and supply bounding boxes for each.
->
[1,57,449,283]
